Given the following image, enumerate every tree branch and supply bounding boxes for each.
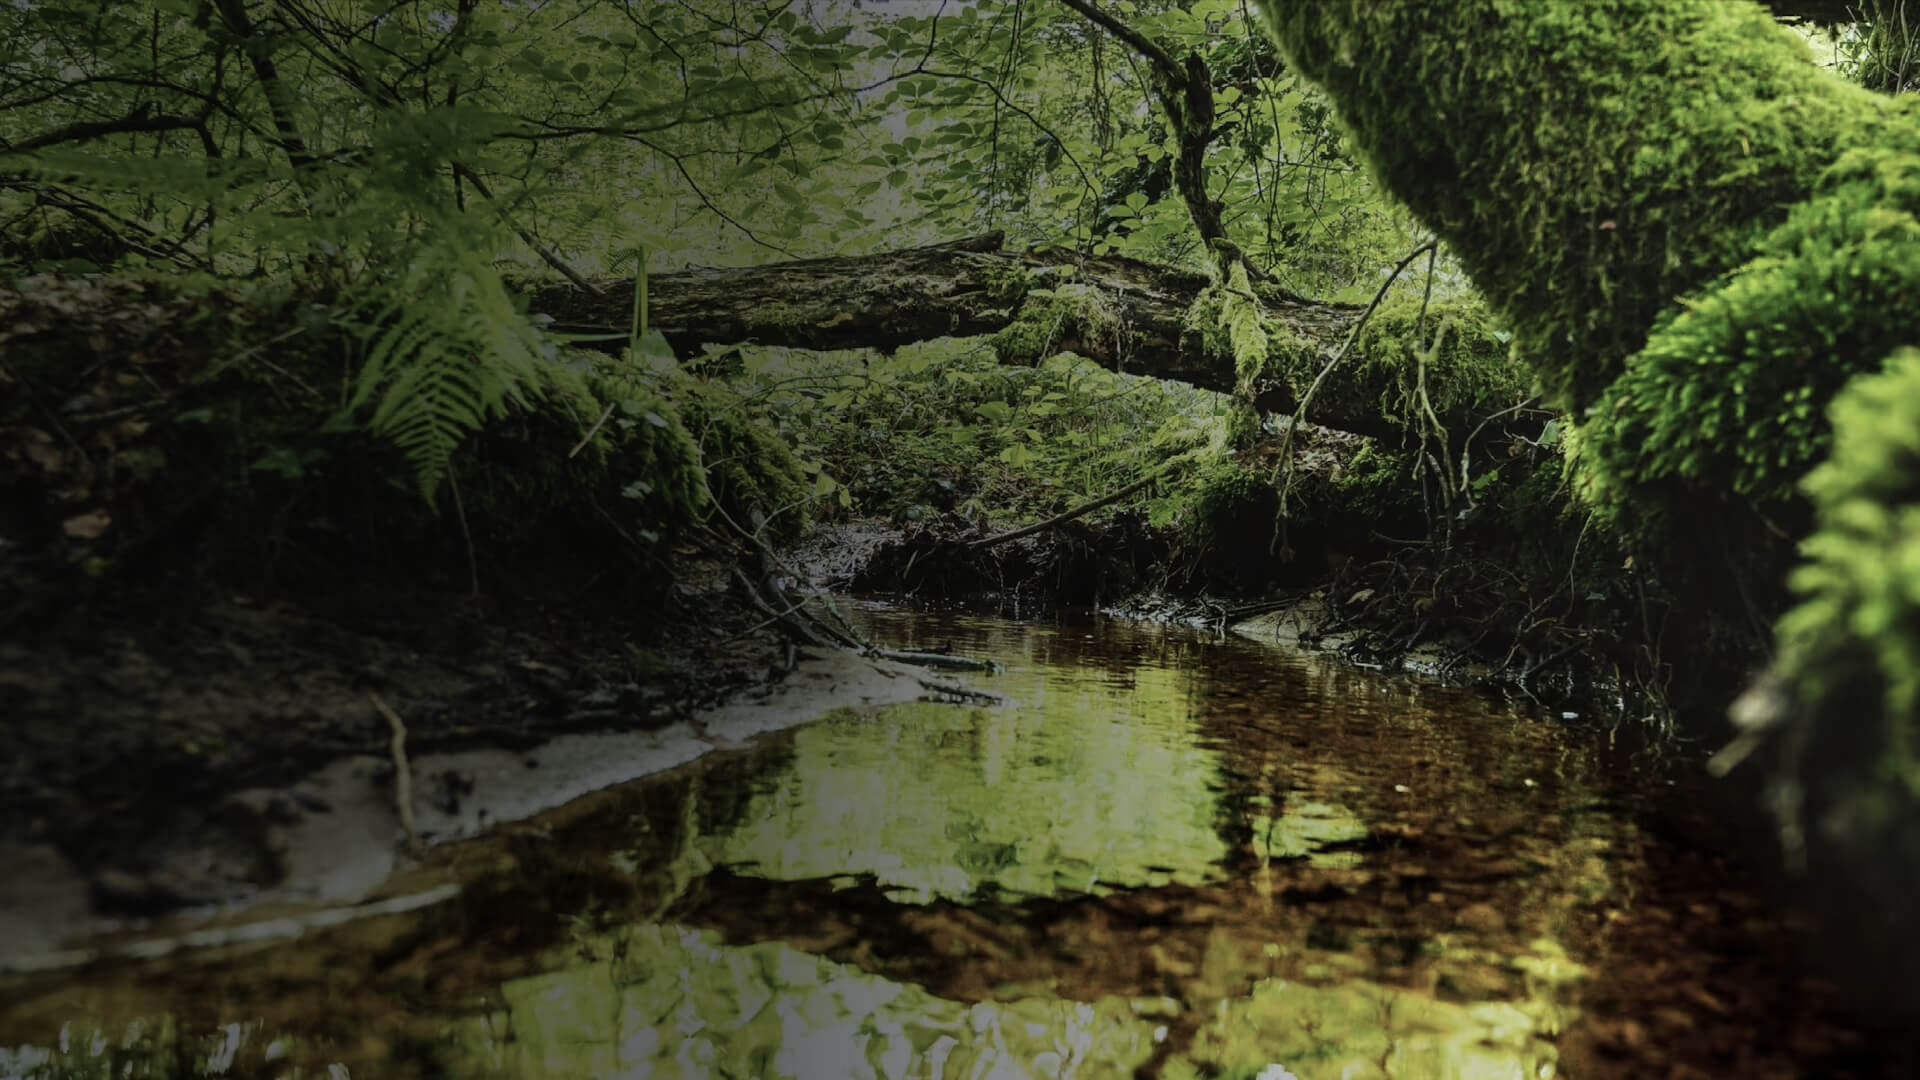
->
[7,107,209,153]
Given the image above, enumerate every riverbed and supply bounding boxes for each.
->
[0,603,1898,1078]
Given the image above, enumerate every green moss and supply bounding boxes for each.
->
[1254,0,1917,414]
[983,263,1033,305]
[1222,264,1272,446]
[1184,457,1281,552]
[1346,296,1528,433]
[989,284,1126,366]
[1778,347,1920,786]
[1328,442,1418,518]
[1578,147,1920,548]
[1181,284,1234,363]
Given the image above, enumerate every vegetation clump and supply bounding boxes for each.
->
[1778,347,1920,787]
[1254,0,1915,414]
[1579,147,1920,552]
[988,283,1128,367]
[0,273,802,612]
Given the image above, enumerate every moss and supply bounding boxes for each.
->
[1221,264,1272,447]
[1327,442,1419,519]
[1183,456,1283,564]
[1251,1,1920,928]
[989,284,1126,365]
[1777,347,1920,786]
[1578,147,1920,551]
[1346,296,1528,434]
[983,263,1033,305]
[1253,0,1918,414]
[1181,284,1234,362]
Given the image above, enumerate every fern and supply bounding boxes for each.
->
[341,226,555,504]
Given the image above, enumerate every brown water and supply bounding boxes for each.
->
[0,605,1895,1078]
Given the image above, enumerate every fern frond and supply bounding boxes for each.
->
[341,225,553,504]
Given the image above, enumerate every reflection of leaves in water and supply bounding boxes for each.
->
[446,923,1162,1078]
[1173,977,1559,1080]
[436,920,1561,1080]
[695,698,1230,904]
[943,810,980,842]
[955,839,1020,874]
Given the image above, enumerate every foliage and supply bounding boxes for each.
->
[1778,347,1920,784]
[0,0,1431,538]
[1836,1,1920,93]
[748,337,1220,533]
[1220,262,1271,446]
[338,225,570,504]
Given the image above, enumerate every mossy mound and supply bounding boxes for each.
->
[0,272,802,621]
[1579,148,1920,559]
[1254,0,1916,414]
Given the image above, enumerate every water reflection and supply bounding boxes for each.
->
[0,606,1840,1078]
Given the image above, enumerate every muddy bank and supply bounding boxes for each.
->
[0,575,773,943]
[0,272,849,953]
[0,634,967,973]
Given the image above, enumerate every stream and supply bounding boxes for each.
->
[0,603,1897,1078]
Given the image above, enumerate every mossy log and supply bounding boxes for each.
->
[527,235,1529,447]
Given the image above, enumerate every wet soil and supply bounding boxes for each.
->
[0,571,792,936]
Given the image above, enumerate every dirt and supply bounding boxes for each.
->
[0,570,798,949]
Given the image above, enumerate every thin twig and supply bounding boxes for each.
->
[971,459,1183,549]
[369,692,421,857]
[447,468,480,598]
[567,401,616,459]
[1276,240,1437,517]
[454,164,602,294]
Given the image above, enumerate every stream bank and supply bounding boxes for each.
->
[3,606,1910,1079]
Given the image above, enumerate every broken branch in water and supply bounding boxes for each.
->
[865,647,1000,673]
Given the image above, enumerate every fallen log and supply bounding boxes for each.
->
[526,234,1532,446]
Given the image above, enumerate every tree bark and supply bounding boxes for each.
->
[523,234,1464,442]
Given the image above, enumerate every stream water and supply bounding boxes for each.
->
[0,604,1899,1078]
